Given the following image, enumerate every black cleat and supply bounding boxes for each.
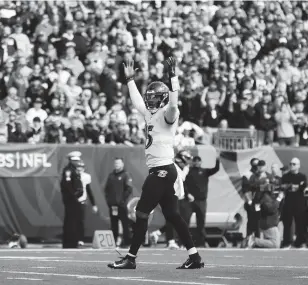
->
[107,256,136,269]
[176,257,204,269]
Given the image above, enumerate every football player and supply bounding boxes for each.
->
[108,57,204,269]
[150,150,193,249]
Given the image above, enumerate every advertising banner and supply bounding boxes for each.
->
[0,144,58,177]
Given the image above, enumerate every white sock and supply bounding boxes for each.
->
[188,247,197,255]
[127,253,136,258]
[168,239,176,244]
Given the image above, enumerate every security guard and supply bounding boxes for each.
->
[61,151,83,248]
[76,160,98,246]
[281,157,307,248]
[104,158,133,247]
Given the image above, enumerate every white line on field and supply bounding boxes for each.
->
[7,277,43,281]
[31,267,55,269]
[1,271,226,285]
[0,248,303,252]
[0,258,179,265]
[113,278,227,285]
[0,256,65,260]
[203,276,240,280]
[1,258,307,269]
[223,256,243,258]
[294,276,308,279]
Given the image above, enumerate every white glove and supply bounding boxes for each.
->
[78,197,86,204]
[255,204,261,212]
[277,192,284,202]
[92,205,98,213]
[187,193,195,202]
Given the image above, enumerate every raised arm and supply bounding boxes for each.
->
[164,57,180,124]
[123,59,147,116]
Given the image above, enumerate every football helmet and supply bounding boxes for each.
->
[144,81,169,114]
[175,150,192,167]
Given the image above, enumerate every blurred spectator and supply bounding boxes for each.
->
[0,26,17,66]
[7,110,18,140]
[44,111,65,143]
[274,101,297,146]
[83,116,100,144]
[292,102,308,146]
[63,117,86,144]
[227,94,255,129]
[8,122,27,143]
[254,90,276,145]
[61,45,85,78]
[1,1,308,147]
[10,22,32,58]
[25,97,48,127]
[105,121,132,146]
[27,116,45,144]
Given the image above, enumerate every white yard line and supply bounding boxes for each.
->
[1,271,226,285]
[31,267,55,269]
[223,256,243,258]
[0,258,307,269]
[0,248,303,252]
[0,256,65,259]
[7,277,43,281]
[202,276,240,280]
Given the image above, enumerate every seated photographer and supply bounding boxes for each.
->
[246,188,280,249]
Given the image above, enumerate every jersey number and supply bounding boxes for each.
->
[145,125,154,149]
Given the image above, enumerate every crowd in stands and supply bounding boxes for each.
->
[0,0,308,147]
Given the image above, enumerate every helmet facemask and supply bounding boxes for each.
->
[144,91,169,114]
[175,150,192,168]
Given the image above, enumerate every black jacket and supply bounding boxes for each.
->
[104,169,133,206]
[253,102,276,131]
[259,191,280,230]
[281,171,307,206]
[185,159,220,201]
[60,163,83,205]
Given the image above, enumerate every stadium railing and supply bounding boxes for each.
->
[212,128,259,151]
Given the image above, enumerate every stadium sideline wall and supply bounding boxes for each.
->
[0,144,301,241]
